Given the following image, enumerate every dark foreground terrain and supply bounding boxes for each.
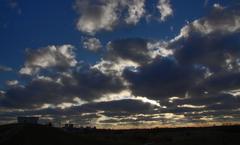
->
[0,124,240,145]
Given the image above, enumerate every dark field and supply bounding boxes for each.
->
[0,124,240,145]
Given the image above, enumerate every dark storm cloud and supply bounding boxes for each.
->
[123,58,205,100]
[106,38,150,65]
[0,66,125,109]
[173,32,240,72]
[186,94,239,110]
[62,67,125,101]
[164,94,240,114]
[1,79,66,108]
[119,5,240,122]
[170,5,240,72]
[0,99,157,120]
[122,4,240,102]
[65,99,156,116]
[81,99,156,114]
[190,72,240,97]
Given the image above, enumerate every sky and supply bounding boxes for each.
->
[0,0,240,128]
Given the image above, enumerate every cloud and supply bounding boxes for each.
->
[1,78,67,108]
[74,0,119,35]
[157,0,173,21]
[4,98,156,116]
[1,65,125,109]
[83,37,102,52]
[116,5,240,108]
[106,38,150,65]
[105,38,171,64]
[92,38,172,77]
[19,45,77,75]
[0,99,158,126]
[80,99,156,114]
[0,65,12,72]
[172,4,240,40]
[190,72,240,97]
[167,5,240,98]
[138,5,240,121]
[164,94,240,116]
[0,91,5,97]
[123,58,205,100]
[64,66,125,101]
[124,0,145,25]
[5,80,19,86]
[74,0,146,35]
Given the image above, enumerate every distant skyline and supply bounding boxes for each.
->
[0,0,240,128]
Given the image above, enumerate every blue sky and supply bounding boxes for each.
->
[0,0,240,128]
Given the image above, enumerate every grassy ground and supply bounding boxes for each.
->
[0,124,240,145]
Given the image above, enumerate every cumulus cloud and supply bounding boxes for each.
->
[124,0,145,24]
[74,0,119,35]
[0,98,161,126]
[157,0,173,21]
[190,72,240,97]
[19,45,77,75]
[74,0,146,35]
[5,80,19,86]
[106,38,150,65]
[65,66,125,101]
[167,5,240,98]
[92,38,172,78]
[123,58,205,100]
[1,65,125,109]
[106,38,171,64]
[80,99,156,114]
[83,37,102,52]
[142,5,240,123]
[118,4,240,119]
[172,4,240,40]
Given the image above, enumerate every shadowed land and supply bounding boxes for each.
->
[0,124,240,145]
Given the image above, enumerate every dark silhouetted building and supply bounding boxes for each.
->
[64,123,74,129]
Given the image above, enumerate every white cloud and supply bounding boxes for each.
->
[19,45,77,75]
[147,41,173,58]
[124,0,145,24]
[0,90,5,97]
[213,3,225,10]
[171,4,240,42]
[75,0,119,35]
[5,80,19,86]
[83,37,102,52]
[157,0,173,21]
[92,58,139,76]
[94,89,161,107]
[74,0,146,35]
